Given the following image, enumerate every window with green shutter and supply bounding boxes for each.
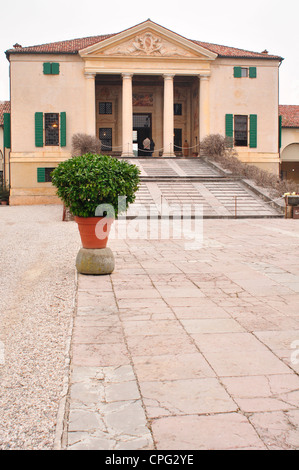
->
[234,67,256,78]
[249,115,257,148]
[4,113,11,149]
[35,112,44,147]
[226,114,257,148]
[37,167,55,183]
[43,62,60,75]
[35,112,66,147]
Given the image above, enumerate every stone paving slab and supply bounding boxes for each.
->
[64,219,299,450]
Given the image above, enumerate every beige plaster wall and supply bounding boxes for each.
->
[9,161,61,205]
[209,58,280,164]
[10,54,86,157]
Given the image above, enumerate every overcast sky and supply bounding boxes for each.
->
[0,0,298,104]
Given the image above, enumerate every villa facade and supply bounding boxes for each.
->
[4,20,284,205]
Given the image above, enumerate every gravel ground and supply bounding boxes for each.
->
[0,205,80,450]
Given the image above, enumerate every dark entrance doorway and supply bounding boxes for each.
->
[133,114,152,156]
[174,128,182,153]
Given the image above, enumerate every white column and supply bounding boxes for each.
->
[162,74,175,157]
[199,74,210,142]
[84,72,96,135]
[121,73,134,157]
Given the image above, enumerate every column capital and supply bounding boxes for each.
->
[199,73,211,81]
[122,72,134,79]
[163,73,175,80]
[84,72,96,79]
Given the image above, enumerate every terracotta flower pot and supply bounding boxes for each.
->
[75,216,114,249]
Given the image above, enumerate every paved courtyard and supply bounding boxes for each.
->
[0,177,297,450]
[65,217,299,450]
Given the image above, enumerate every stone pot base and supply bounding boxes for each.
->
[76,247,115,275]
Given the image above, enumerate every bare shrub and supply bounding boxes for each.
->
[71,133,102,157]
[200,134,229,157]
[201,134,299,197]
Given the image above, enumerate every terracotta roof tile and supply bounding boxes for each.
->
[0,101,10,126]
[5,31,283,61]
[5,34,116,56]
[191,40,282,60]
[279,105,299,128]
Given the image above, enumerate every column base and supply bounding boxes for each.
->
[162,153,176,158]
[121,152,135,158]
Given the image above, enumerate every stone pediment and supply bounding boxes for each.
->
[79,21,217,61]
[102,33,198,58]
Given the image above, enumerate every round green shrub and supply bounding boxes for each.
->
[51,154,140,218]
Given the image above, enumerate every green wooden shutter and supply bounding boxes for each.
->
[3,113,11,149]
[60,112,66,147]
[225,114,233,137]
[234,67,242,78]
[249,114,257,148]
[43,63,52,75]
[37,168,46,183]
[35,112,44,147]
[51,63,60,75]
[225,114,234,147]
[279,115,282,149]
[249,67,257,78]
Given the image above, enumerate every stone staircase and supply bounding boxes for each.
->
[121,158,284,219]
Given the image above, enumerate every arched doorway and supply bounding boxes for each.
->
[281,143,299,182]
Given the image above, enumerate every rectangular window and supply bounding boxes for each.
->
[226,114,257,148]
[234,115,248,147]
[35,112,66,147]
[174,103,182,116]
[234,67,256,78]
[99,102,112,114]
[37,167,55,183]
[45,113,59,146]
[99,128,112,151]
[43,63,60,75]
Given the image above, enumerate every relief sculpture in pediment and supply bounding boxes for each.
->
[103,33,195,58]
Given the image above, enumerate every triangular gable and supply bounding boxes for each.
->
[79,20,217,60]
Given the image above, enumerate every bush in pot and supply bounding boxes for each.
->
[51,153,140,248]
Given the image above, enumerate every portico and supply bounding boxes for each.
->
[79,21,215,158]
[84,71,211,158]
